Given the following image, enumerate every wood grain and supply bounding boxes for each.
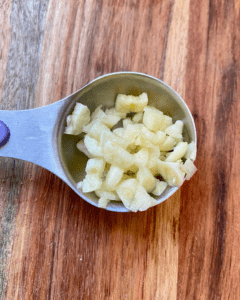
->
[0,0,12,226]
[178,0,240,299]
[0,0,240,299]
[0,0,12,102]
[0,0,50,297]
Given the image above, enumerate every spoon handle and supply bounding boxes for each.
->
[0,99,68,182]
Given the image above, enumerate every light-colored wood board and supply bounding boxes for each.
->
[0,0,12,102]
[0,0,50,298]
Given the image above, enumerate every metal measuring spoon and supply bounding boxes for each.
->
[0,72,197,212]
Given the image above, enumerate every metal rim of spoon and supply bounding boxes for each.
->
[0,72,197,212]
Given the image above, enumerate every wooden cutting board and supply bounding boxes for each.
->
[0,0,239,299]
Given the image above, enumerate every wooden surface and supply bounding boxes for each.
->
[0,0,239,299]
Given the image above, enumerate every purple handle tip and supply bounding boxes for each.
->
[0,120,10,147]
